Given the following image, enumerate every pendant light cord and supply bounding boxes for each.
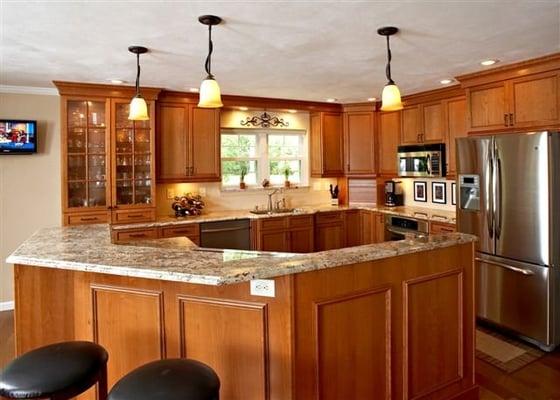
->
[205,25,214,78]
[135,52,141,95]
[385,35,394,85]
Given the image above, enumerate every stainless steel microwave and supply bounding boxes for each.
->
[397,143,446,177]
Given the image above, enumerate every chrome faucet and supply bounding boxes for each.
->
[267,188,281,211]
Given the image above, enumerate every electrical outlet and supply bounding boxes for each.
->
[250,279,275,297]
[166,189,174,199]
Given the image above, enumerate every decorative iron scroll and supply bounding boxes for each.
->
[240,112,289,128]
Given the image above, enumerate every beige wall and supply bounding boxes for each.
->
[0,92,61,304]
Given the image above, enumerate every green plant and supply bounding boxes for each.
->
[240,165,247,182]
[283,165,293,180]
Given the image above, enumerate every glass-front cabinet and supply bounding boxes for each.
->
[58,82,159,225]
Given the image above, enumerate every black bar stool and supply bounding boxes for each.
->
[0,341,108,400]
[108,359,219,400]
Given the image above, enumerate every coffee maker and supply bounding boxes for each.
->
[384,180,404,207]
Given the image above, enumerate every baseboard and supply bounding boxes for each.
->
[0,301,14,311]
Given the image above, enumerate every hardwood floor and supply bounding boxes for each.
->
[0,310,559,399]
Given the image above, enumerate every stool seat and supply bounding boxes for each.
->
[0,341,108,399]
[108,359,220,400]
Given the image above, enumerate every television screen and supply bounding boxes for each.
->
[0,120,37,154]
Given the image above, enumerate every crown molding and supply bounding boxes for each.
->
[0,85,58,96]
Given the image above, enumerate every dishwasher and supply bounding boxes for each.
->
[199,219,251,250]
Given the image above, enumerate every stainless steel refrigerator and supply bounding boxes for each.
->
[456,131,560,351]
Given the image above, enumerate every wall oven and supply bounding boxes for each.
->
[384,215,429,241]
[397,143,446,177]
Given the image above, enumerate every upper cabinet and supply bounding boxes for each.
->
[401,101,445,145]
[310,112,344,177]
[343,107,376,177]
[157,98,220,183]
[444,97,467,177]
[458,54,560,133]
[378,111,401,176]
[55,82,160,225]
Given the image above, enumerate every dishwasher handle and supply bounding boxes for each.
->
[200,226,250,234]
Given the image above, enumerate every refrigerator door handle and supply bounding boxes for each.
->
[486,143,494,239]
[475,257,535,275]
[496,156,503,239]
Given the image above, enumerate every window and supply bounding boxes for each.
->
[221,129,307,188]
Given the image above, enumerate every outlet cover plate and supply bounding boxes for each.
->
[250,279,275,297]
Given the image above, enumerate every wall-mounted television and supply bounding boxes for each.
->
[0,120,37,154]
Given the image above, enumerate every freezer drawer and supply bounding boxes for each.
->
[476,254,551,346]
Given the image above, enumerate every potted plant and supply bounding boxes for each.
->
[283,165,292,188]
[239,165,247,189]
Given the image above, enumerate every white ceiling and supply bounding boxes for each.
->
[2,1,560,103]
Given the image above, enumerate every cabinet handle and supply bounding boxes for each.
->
[80,217,98,221]
[126,214,144,218]
[107,206,113,210]
[504,114,508,126]
[128,233,147,238]
[509,113,514,126]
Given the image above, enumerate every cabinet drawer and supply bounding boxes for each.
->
[65,212,108,225]
[160,224,200,238]
[430,222,456,234]
[315,211,344,225]
[259,217,288,231]
[114,228,158,242]
[113,209,155,224]
[288,215,314,229]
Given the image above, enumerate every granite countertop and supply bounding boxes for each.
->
[112,205,456,231]
[7,225,475,286]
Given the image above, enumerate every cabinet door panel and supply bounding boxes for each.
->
[423,102,444,142]
[378,111,401,175]
[511,72,559,128]
[310,113,323,176]
[290,228,314,253]
[468,83,507,132]
[315,224,345,251]
[344,111,376,176]
[360,210,374,245]
[157,104,187,181]
[374,213,386,243]
[401,106,421,144]
[260,231,289,252]
[345,210,361,247]
[322,113,344,176]
[190,107,220,180]
[446,97,467,177]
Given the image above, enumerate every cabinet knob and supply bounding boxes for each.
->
[504,114,508,126]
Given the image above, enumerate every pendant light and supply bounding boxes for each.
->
[198,15,223,108]
[128,46,149,120]
[378,26,403,111]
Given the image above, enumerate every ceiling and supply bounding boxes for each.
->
[2,1,559,103]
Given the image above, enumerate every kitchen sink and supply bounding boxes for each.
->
[250,208,296,215]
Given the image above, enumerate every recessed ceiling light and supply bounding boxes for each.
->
[239,106,249,111]
[288,109,297,114]
[440,78,454,85]
[367,97,377,102]
[189,87,199,93]
[108,79,125,84]
[326,98,337,103]
[481,59,498,66]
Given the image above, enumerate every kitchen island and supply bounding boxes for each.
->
[7,225,477,400]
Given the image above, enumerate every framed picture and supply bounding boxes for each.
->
[451,182,457,205]
[414,181,427,202]
[432,182,447,204]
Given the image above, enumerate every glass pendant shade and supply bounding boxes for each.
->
[380,83,403,111]
[128,95,149,120]
[198,77,223,108]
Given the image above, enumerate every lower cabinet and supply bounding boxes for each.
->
[315,211,346,251]
[345,210,361,247]
[360,210,387,245]
[429,221,456,234]
[255,215,314,253]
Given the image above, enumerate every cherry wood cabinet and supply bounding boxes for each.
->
[360,211,386,244]
[157,103,220,183]
[374,212,386,243]
[343,108,376,177]
[401,102,445,145]
[378,111,401,176]
[444,97,468,177]
[345,210,361,247]
[111,223,200,245]
[315,211,346,251]
[429,221,456,234]
[255,215,314,253]
[310,112,344,177]
[458,54,560,133]
[55,82,160,226]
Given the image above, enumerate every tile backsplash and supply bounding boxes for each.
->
[400,178,456,212]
